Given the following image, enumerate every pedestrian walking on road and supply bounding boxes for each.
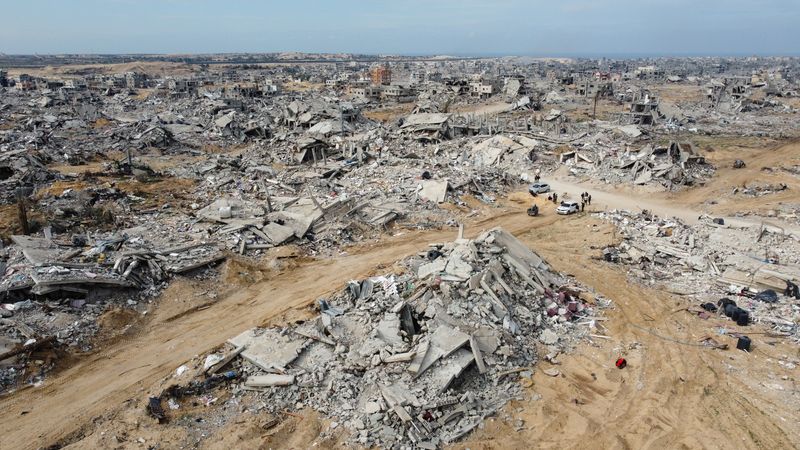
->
[588,194,592,205]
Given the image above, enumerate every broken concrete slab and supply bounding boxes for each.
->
[431,348,475,393]
[228,328,307,372]
[413,324,469,377]
[245,374,295,387]
[376,312,405,348]
[261,221,296,245]
[419,180,449,203]
[417,258,446,280]
[197,198,265,223]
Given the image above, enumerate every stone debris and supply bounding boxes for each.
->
[216,228,609,447]
[597,209,800,343]
[0,233,223,300]
[0,54,799,437]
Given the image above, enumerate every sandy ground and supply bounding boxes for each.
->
[2,142,800,448]
[363,103,416,123]
[5,62,196,79]
[452,101,512,115]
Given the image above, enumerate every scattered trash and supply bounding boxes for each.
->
[755,289,778,303]
[203,354,224,371]
[736,336,752,351]
[700,303,717,313]
[147,397,167,423]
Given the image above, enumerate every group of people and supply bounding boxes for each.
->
[535,187,595,213]
[580,192,592,212]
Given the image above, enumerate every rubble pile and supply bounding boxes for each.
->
[0,226,224,390]
[559,138,715,189]
[0,231,222,301]
[182,228,610,448]
[1,54,800,421]
[598,210,800,343]
[734,182,789,197]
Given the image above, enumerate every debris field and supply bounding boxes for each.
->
[0,53,799,449]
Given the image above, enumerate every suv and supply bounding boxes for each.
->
[528,182,550,194]
[556,201,580,215]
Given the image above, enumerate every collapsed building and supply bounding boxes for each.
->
[597,210,800,343]
[0,54,799,427]
[153,228,609,448]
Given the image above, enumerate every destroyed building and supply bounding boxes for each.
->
[0,53,799,446]
[170,228,610,448]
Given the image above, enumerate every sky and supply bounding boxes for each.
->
[0,0,798,56]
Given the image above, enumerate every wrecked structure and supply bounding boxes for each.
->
[1,54,800,446]
[598,210,800,343]
[154,228,609,448]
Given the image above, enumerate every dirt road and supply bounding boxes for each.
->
[545,177,800,238]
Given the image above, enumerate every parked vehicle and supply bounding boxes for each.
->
[556,201,580,215]
[528,182,550,195]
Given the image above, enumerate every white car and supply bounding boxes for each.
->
[528,182,550,194]
[556,201,580,215]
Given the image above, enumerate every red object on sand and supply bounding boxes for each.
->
[615,358,627,369]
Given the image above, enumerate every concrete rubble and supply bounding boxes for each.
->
[1,53,799,430]
[597,209,800,343]
[198,228,611,448]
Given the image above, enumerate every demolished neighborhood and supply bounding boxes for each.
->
[1,46,800,449]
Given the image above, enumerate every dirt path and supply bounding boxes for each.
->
[545,177,800,238]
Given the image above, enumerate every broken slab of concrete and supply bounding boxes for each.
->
[261,221,296,245]
[412,324,469,377]
[197,198,265,223]
[419,180,449,203]
[228,328,307,372]
[245,374,295,387]
[376,312,405,348]
[417,258,446,280]
[430,348,475,393]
